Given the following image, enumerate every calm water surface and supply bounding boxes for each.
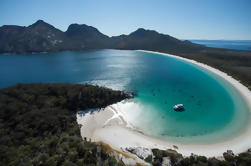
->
[0,49,249,143]
[190,40,251,51]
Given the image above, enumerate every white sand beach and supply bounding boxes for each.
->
[77,50,251,158]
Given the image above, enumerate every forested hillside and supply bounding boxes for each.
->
[0,83,130,166]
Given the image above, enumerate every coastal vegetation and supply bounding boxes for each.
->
[0,83,129,166]
[148,148,251,166]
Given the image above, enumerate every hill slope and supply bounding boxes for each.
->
[0,20,204,54]
[110,28,203,52]
[0,20,68,53]
[0,83,129,165]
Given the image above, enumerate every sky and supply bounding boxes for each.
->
[0,0,250,40]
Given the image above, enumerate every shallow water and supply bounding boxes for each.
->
[0,49,249,143]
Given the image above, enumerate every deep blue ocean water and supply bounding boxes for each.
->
[190,40,251,51]
[0,49,249,143]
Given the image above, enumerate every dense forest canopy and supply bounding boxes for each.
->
[0,83,130,166]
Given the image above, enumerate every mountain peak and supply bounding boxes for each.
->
[135,28,146,32]
[66,23,108,39]
[132,28,149,34]
[29,20,53,28]
[66,24,98,32]
[129,28,158,37]
[0,20,204,53]
[36,19,45,23]
[33,20,47,25]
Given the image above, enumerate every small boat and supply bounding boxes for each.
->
[173,104,185,112]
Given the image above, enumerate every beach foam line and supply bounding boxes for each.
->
[77,50,251,158]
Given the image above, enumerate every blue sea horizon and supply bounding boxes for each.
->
[189,40,251,51]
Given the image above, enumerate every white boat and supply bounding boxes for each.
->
[173,104,185,112]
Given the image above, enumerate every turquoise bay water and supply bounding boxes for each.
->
[0,49,249,143]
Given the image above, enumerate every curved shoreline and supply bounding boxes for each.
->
[77,50,251,157]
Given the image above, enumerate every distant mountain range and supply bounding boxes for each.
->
[0,20,251,90]
[0,20,204,54]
